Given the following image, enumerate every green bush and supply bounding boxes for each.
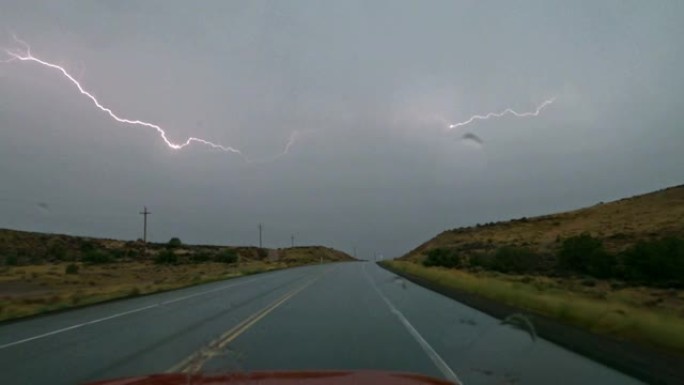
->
[558,233,612,277]
[422,248,462,268]
[82,250,113,264]
[65,263,79,274]
[216,250,238,264]
[167,237,182,249]
[621,237,684,286]
[5,255,19,266]
[489,246,543,274]
[110,249,125,259]
[155,250,178,265]
[79,240,96,253]
[468,253,493,270]
[48,244,67,260]
[586,250,616,279]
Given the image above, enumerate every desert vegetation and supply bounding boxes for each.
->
[0,230,354,321]
[394,184,684,355]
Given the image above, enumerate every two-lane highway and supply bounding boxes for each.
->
[0,262,642,385]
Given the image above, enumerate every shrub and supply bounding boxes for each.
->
[82,250,113,264]
[110,249,126,259]
[65,263,79,275]
[558,233,612,277]
[489,246,543,274]
[468,253,493,270]
[585,250,616,279]
[155,250,178,265]
[422,248,462,268]
[5,255,18,266]
[79,240,96,253]
[621,237,684,286]
[216,250,238,264]
[167,237,182,249]
[48,244,67,260]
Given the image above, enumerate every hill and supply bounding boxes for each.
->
[400,184,684,264]
[384,183,684,364]
[0,229,354,321]
[0,228,355,265]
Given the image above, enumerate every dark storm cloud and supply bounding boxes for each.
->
[1,0,683,257]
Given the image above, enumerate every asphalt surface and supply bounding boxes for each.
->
[0,262,643,385]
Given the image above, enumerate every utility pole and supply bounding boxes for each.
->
[258,223,263,248]
[291,235,294,248]
[353,246,357,259]
[139,206,151,243]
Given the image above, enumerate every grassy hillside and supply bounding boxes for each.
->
[0,229,354,321]
[401,184,684,264]
[391,183,684,356]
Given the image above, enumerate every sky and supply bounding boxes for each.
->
[1,1,682,258]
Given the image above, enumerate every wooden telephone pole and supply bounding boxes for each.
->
[258,223,263,248]
[139,206,151,243]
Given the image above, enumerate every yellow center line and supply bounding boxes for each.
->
[167,270,329,374]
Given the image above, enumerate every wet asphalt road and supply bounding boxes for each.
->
[0,262,642,385]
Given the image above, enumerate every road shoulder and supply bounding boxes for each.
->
[378,261,684,385]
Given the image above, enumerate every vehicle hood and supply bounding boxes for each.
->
[86,371,457,385]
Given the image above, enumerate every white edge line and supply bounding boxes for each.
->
[363,263,462,385]
[0,276,261,350]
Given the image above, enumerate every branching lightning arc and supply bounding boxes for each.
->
[1,37,298,163]
[447,97,555,130]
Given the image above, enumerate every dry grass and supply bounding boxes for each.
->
[0,261,285,322]
[279,246,352,264]
[402,184,684,262]
[385,260,684,354]
[0,227,355,322]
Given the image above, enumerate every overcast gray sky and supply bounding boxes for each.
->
[1,1,682,258]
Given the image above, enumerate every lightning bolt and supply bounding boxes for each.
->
[1,36,300,163]
[447,97,556,130]
[244,129,311,165]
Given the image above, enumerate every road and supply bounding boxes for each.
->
[0,262,642,385]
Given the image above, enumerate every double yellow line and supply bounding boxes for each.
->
[167,273,324,374]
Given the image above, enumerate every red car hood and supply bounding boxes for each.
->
[86,371,457,385]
